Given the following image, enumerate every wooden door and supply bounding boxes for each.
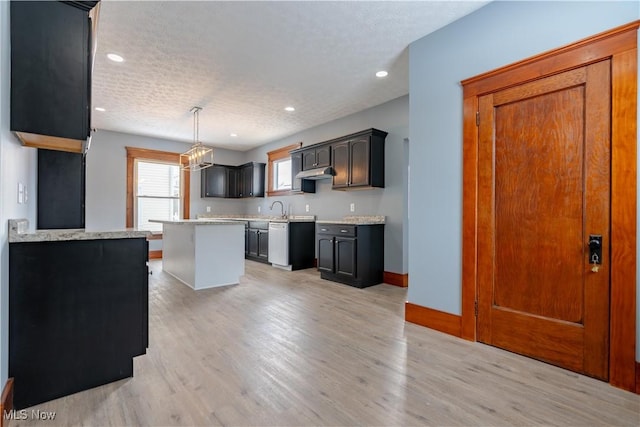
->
[477,61,611,380]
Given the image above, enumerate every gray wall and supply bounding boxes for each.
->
[407,1,639,356]
[235,95,409,274]
[0,0,38,388]
[85,130,247,232]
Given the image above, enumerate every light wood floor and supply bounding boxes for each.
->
[12,260,640,426]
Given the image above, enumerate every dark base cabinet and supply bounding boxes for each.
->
[246,221,269,264]
[9,238,149,409]
[317,224,384,288]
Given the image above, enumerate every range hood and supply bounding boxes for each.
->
[295,167,335,180]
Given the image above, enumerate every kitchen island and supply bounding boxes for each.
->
[150,219,245,290]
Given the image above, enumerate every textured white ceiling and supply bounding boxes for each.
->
[92,0,488,151]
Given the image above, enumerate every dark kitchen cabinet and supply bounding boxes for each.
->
[37,149,85,229]
[201,162,265,198]
[332,129,386,190]
[247,221,269,263]
[239,162,265,198]
[302,144,331,170]
[316,223,384,288]
[201,164,229,198]
[11,1,99,152]
[291,151,316,193]
[9,236,148,409]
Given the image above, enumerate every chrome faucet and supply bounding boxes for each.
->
[270,200,285,218]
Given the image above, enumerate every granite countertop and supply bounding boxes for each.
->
[196,214,316,223]
[149,219,244,225]
[316,215,386,225]
[8,219,150,243]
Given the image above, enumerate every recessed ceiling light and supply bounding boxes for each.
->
[107,53,124,63]
[230,133,238,137]
[376,70,388,78]
[94,107,106,112]
[284,106,295,112]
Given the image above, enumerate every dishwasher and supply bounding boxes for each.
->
[268,222,291,270]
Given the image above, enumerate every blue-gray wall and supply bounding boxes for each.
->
[408,1,639,358]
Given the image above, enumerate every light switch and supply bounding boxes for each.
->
[258,206,261,213]
[350,203,355,212]
[17,182,24,204]
[206,206,211,212]
[305,204,310,212]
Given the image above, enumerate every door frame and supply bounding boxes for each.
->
[461,21,639,391]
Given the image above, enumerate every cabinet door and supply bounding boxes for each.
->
[258,230,269,261]
[291,152,303,192]
[349,138,371,187]
[247,229,259,257]
[335,237,357,279]
[227,167,240,198]
[11,1,91,140]
[201,165,227,197]
[241,164,253,197]
[317,236,335,273]
[331,141,349,189]
[37,149,85,229]
[316,145,331,168]
[302,150,317,170]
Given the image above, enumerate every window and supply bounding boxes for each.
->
[267,142,301,196]
[273,157,292,191]
[126,147,191,230]
[136,161,181,231]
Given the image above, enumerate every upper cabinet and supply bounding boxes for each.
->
[331,129,387,190]
[302,145,331,170]
[239,162,265,198]
[201,162,265,199]
[10,1,100,153]
[291,151,316,193]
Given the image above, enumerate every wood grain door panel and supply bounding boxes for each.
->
[477,61,611,380]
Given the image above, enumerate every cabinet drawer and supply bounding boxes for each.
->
[316,224,356,237]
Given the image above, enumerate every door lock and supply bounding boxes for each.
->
[588,234,602,265]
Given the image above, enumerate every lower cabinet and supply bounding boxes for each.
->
[246,221,269,263]
[316,224,384,288]
[9,237,149,409]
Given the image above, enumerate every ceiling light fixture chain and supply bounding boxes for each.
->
[181,106,213,172]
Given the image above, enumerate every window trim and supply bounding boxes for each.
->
[266,142,301,197]
[126,147,190,228]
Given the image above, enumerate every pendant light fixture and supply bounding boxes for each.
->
[181,106,213,171]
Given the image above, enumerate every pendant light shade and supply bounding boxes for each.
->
[181,106,213,171]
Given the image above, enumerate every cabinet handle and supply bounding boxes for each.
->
[340,229,348,233]
[321,228,328,232]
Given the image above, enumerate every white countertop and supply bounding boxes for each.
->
[8,219,150,243]
[195,214,316,223]
[316,215,386,225]
[149,219,243,225]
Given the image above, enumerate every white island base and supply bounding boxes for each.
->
[154,220,245,290]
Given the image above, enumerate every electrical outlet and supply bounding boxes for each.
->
[350,203,355,212]
[258,206,261,213]
[206,206,211,213]
[305,204,310,212]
